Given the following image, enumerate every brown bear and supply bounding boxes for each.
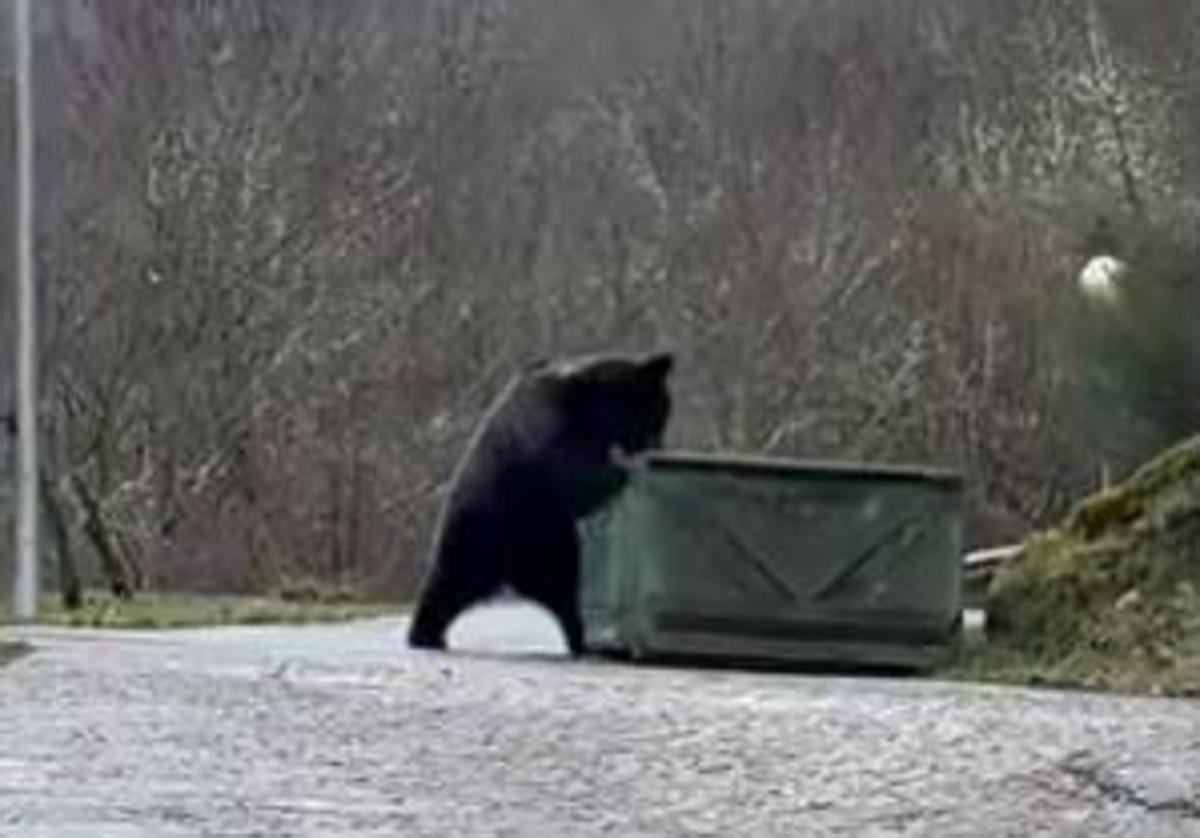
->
[407,352,674,655]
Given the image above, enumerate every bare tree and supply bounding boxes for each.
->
[28,0,1198,599]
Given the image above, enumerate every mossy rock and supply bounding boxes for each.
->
[986,435,1200,695]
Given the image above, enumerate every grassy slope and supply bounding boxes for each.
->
[952,436,1200,695]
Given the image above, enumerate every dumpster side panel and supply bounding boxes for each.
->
[582,455,964,670]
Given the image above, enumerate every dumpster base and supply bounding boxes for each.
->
[586,609,959,673]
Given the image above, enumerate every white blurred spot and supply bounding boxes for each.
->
[447,601,568,655]
[1078,255,1125,304]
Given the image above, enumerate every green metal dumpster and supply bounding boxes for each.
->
[580,451,965,671]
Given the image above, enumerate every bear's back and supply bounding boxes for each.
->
[440,371,564,514]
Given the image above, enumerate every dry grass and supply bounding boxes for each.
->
[1,590,399,630]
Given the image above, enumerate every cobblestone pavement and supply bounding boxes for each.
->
[2,604,1198,837]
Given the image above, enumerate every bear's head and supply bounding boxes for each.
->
[548,352,674,455]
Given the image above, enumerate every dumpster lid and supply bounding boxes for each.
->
[641,450,963,487]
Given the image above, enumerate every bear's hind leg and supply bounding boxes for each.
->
[408,569,500,650]
[407,530,503,651]
[510,519,586,656]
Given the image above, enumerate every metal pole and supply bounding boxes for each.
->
[13,0,39,620]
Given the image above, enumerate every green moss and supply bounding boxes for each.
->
[1067,491,1147,540]
[980,435,1200,696]
[1065,436,1200,540]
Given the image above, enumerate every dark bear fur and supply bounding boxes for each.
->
[407,352,674,655]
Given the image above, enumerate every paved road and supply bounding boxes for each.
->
[2,604,1198,837]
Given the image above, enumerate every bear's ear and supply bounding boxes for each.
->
[639,351,674,380]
